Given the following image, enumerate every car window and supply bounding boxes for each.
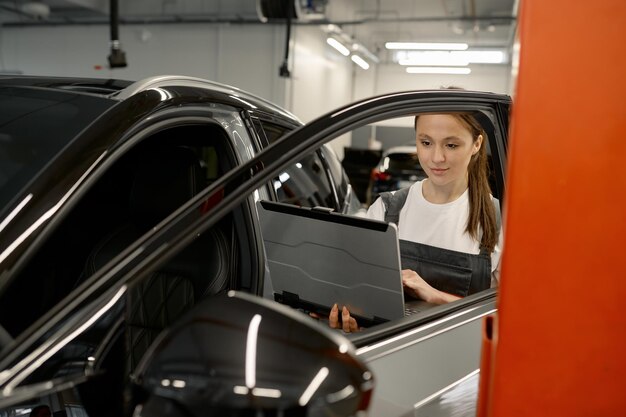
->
[253,119,292,145]
[0,124,238,338]
[0,124,255,416]
[252,119,339,210]
[273,151,336,208]
[319,145,352,208]
[0,87,114,215]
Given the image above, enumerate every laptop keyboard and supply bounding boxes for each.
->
[404,306,421,316]
[404,300,435,316]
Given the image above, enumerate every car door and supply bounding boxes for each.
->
[204,89,511,416]
[116,88,511,416]
[0,90,510,417]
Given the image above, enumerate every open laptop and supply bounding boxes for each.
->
[257,200,432,326]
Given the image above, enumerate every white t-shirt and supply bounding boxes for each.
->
[366,180,503,287]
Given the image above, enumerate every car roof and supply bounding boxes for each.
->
[0,75,133,96]
[0,74,302,125]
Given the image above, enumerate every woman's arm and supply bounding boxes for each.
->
[402,269,461,304]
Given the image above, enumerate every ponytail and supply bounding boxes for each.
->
[461,114,498,252]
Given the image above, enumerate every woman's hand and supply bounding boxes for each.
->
[328,303,360,333]
[402,269,460,304]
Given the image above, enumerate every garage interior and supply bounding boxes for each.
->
[0,0,517,129]
[1,1,624,416]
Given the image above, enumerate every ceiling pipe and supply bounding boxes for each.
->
[1,13,515,28]
[278,0,293,78]
[107,0,127,68]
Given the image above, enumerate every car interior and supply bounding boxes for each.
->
[0,123,260,416]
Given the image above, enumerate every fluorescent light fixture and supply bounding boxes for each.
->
[406,67,472,74]
[352,43,380,63]
[351,55,370,70]
[396,50,506,66]
[386,42,468,50]
[326,37,350,56]
[398,51,469,66]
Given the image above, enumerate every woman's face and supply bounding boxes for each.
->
[415,114,482,190]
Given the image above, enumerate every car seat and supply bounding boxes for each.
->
[81,145,235,373]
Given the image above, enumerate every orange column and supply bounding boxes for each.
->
[483,0,626,416]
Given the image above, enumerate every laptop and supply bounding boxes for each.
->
[257,200,431,326]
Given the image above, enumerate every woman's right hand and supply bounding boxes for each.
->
[402,269,461,304]
[328,303,360,333]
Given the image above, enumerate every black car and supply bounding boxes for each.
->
[368,144,426,203]
[0,74,361,332]
[0,76,510,417]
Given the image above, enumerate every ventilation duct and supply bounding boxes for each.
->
[258,0,328,21]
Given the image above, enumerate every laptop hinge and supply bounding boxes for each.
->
[275,291,300,308]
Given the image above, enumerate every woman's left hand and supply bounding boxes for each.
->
[402,269,460,305]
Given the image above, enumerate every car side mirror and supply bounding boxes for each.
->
[131,291,374,417]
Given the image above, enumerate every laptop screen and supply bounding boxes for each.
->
[257,200,406,324]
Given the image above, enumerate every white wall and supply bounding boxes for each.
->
[0,22,512,154]
[287,25,354,158]
[0,23,290,107]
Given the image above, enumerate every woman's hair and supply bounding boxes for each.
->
[414,113,498,252]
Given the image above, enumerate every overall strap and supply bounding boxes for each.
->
[379,187,411,225]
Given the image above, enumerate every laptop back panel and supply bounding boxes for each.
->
[257,201,406,324]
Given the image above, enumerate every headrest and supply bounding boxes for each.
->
[129,146,204,230]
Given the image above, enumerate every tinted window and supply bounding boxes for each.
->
[0,87,114,212]
[0,125,235,337]
[274,152,335,208]
[320,145,348,196]
[254,120,336,209]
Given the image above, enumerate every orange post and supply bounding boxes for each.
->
[481,1,626,416]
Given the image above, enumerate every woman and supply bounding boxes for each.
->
[330,112,503,332]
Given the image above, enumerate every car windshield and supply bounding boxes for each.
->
[0,86,115,213]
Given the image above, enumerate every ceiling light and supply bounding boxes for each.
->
[398,51,469,66]
[326,37,350,56]
[351,55,370,70]
[386,42,468,50]
[395,50,506,65]
[406,67,472,75]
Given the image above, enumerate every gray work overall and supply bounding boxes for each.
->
[380,187,499,297]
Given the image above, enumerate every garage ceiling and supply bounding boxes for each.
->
[0,0,518,61]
